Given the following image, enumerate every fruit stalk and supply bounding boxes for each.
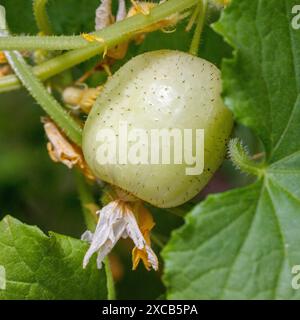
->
[189,0,208,56]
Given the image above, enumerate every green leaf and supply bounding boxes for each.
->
[162,0,300,299]
[0,215,107,299]
[0,0,38,34]
[214,0,300,160]
[163,180,300,299]
[47,0,100,35]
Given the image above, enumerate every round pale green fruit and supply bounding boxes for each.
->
[83,50,233,208]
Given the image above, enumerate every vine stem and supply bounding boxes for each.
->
[75,171,116,300]
[189,0,208,56]
[33,0,53,35]
[0,0,198,50]
[0,0,198,93]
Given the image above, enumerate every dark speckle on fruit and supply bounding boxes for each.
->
[82,50,233,208]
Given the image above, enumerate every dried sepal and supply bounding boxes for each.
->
[131,202,157,271]
[42,118,95,180]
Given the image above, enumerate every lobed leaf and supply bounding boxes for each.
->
[0,216,107,299]
[163,0,300,299]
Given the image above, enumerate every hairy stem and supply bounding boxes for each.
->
[189,0,208,56]
[0,45,108,93]
[0,0,197,50]
[228,138,266,178]
[0,0,198,93]
[33,0,53,35]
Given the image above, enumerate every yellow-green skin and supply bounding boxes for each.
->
[83,50,233,208]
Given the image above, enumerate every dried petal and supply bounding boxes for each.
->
[116,0,127,22]
[95,0,114,31]
[82,201,126,268]
[95,0,128,59]
[42,118,95,180]
[81,230,94,242]
[124,207,145,249]
[82,200,158,271]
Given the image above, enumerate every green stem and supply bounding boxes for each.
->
[0,0,198,93]
[75,171,116,300]
[189,0,208,56]
[104,258,116,300]
[0,45,107,93]
[0,35,90,51]
[185,1,201,32]
[228,138,266,178]
[0,0,197,51]
[33,0,53,35]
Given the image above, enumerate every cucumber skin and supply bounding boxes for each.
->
[83,50,233,208]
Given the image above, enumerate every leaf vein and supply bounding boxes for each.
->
[219,183,264,299]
